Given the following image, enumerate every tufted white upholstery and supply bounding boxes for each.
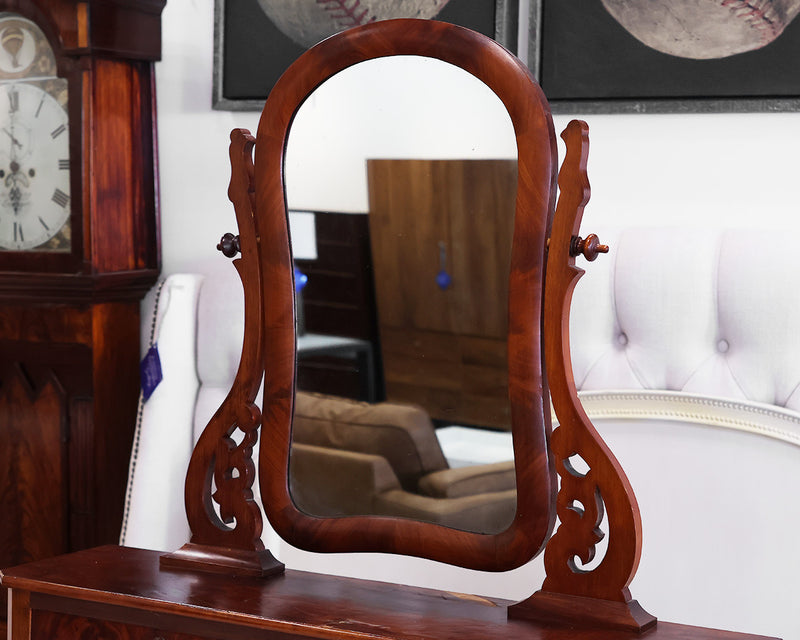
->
[568,227,800,451]
[571,227,800,409]
[121,228,799,638]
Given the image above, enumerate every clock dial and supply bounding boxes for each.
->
[0,14,70,253]
[0,81,70,250]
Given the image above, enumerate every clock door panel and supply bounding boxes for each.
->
[0,347,90,616]
[0,371,67,560]
[0,305,140,620]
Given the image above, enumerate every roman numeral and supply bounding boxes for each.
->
[51,124,66,139]
[8,89,19,112]
[39,217,50,231]
[51,188,69,208]
[35,95,44,118]
[14,221,23,243]
[58,159,70,170]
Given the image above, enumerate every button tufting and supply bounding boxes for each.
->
[617,333,629,347]
[717,339,730,353]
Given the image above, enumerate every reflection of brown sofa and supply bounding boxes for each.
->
[289,392,516,533]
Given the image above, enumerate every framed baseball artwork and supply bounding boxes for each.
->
[526,0,800,113]
[212,0,519,111]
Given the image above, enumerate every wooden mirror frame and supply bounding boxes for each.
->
[163,17,653,633]
[254,19,557,571]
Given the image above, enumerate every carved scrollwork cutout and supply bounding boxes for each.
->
[211,402,261,526]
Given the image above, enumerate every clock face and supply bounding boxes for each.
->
[0,82,70,250]
[0,14,71,252]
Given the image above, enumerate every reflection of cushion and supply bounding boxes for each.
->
[417,461,515,499]
[293,391,448,491]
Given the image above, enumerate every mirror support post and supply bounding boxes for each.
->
[160,129,284,578]
[509,121,655,633]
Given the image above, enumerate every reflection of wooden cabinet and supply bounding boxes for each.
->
[294,212,382,401]
[367,159,517,429]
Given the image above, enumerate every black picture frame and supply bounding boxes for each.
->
[526,0,800,113]
[212,0,519,111]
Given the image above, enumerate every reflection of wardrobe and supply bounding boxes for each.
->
[367,159,517,430]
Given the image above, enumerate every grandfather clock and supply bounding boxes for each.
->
[0,0,164,617]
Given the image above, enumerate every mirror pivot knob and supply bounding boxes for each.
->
[570,234,609,261]
[217,232,241,258]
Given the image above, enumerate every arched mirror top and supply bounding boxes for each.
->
[252,18,559,572]
[255,19,557,209]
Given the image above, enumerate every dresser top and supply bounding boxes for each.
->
[1,546,778,640]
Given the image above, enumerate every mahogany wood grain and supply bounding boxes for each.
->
[0,306,92,345]
[88,302,144,546]
[0,339,91,617]
[0,270,160,304]
[84,0,166,60]
[252,17,557,572]
[0,546,780,640]
[88,58,159,273]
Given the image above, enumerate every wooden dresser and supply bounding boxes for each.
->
[1,546,778,640]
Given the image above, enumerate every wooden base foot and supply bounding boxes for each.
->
[160,543,284,578]
[509,590,657,634]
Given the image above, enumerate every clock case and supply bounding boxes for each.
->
[0,0,165,625]
[0,0,162,296]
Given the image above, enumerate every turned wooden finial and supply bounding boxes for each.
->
[570,233,609,261]
[217,232,241,258]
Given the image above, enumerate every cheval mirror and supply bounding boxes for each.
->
[2,17,779,640]
[162,16,655,632]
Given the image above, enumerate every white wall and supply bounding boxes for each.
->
[157,2,800,279]
[153,0,798,631]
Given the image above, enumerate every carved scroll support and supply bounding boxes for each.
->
[510,120,655,632]
[160,129,284,578]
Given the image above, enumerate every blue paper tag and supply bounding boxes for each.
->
[140,344,163,401]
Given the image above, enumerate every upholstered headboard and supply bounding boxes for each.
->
[569,227,800,447]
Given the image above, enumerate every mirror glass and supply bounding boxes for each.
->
[285,56,518,535]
